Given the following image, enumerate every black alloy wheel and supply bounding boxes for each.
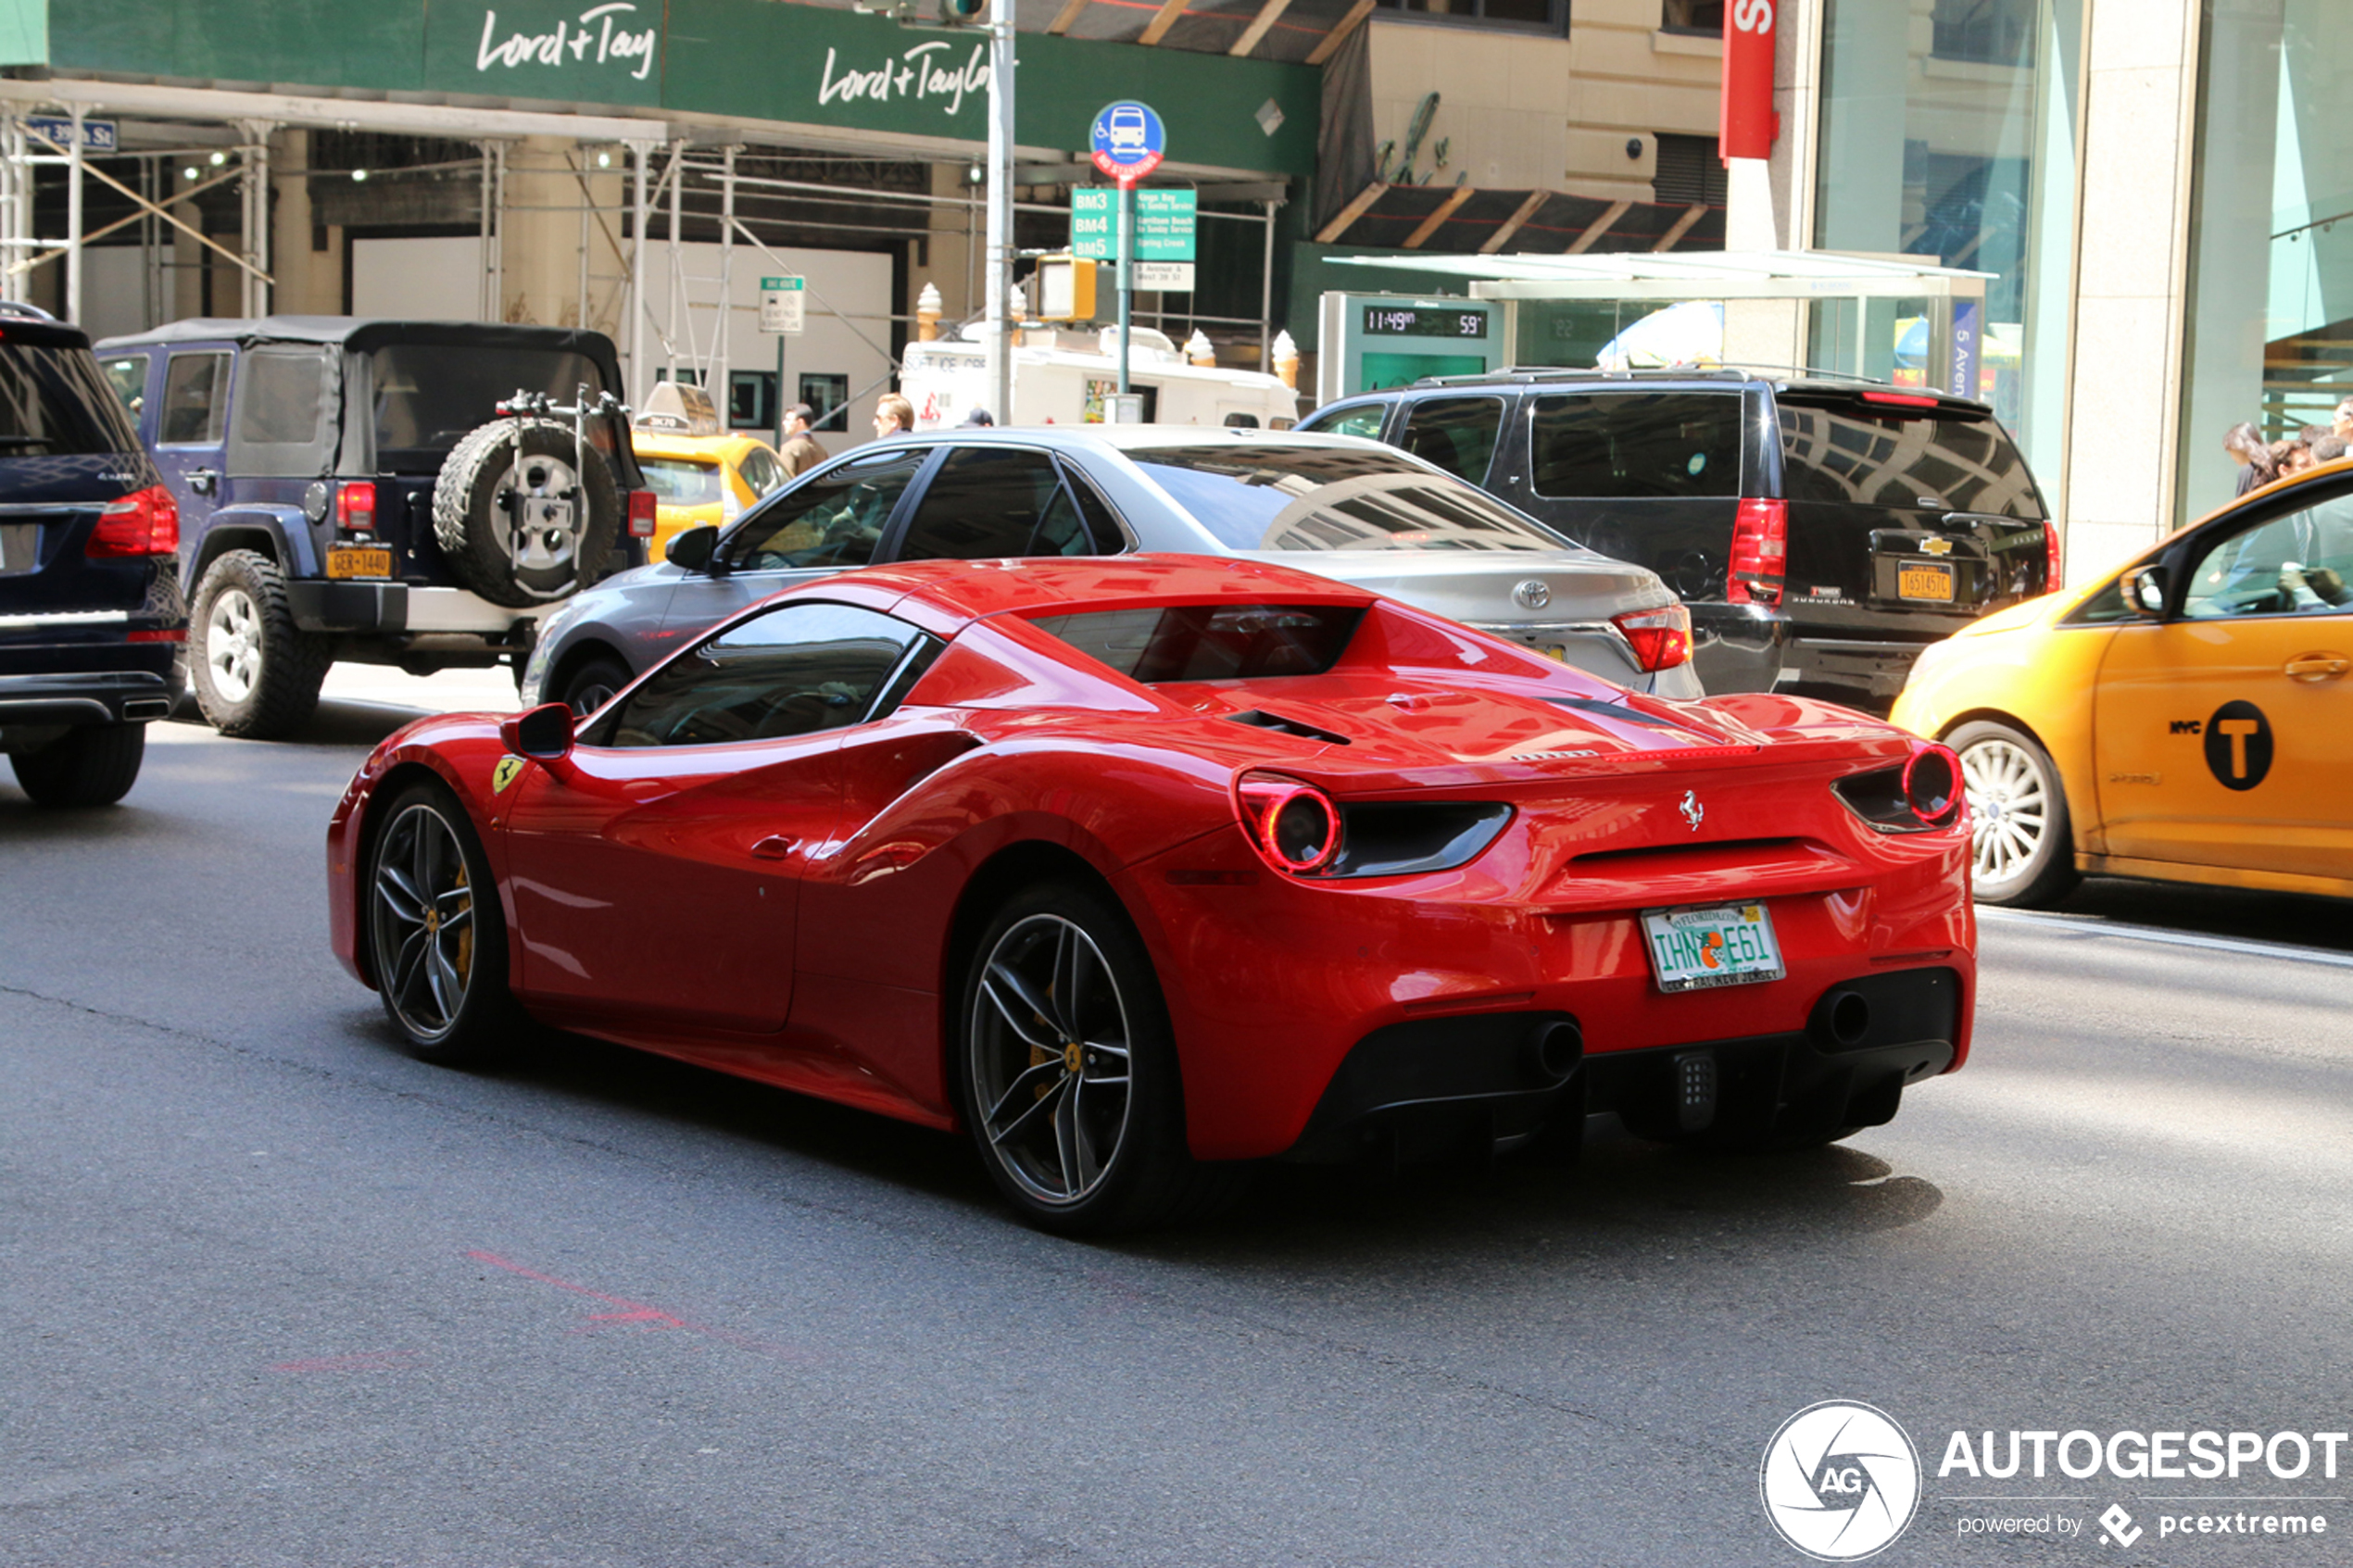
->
[364,781,522,1064]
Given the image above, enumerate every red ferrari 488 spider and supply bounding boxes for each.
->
[329,556,1973,1233]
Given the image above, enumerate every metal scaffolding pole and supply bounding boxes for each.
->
[716,144,736,413]
[1259,199,1277,370]
[575,147,592,331]
[240,120,273,317]
[985,0,1015,420]
[65,109,83,322]
[666,139,684,385]
[628,141,650,403]
[490,140,507,323]
[478,144,494,321]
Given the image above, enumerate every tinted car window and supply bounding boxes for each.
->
[1777,397,2044,518]
[1529,392,1742,499]
[1033,604,1363,682]
[601,601,928,747]
[2181,493,2353,620]
[99,353,147,419]
[1133,445,1567,553]
[159,352,231,445]
[736,445,785,496]
[1300,403,1387,440]
[727,449,925,571]
[641,456,724,505]
[371,345,602,460]
[0,342,143,455]
[1063,463,1128,550]
[228,347,333,475]
[1398,396,1504,483]
[899,447,1101,560]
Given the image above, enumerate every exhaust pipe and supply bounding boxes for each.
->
[1812,988,1872,1050]
[1524,1019,1584,1085]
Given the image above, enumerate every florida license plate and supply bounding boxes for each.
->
[1898,561,1955,601]
[326,545,394,580]
[1641,902,1786,993]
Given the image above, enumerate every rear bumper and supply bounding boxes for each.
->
[0,667,178,728]
[288,582,552,638]
[1691,604,1935,712]
[1282,968,1961,1161]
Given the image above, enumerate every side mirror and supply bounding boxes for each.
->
[499,701,575,760]
[666,523,721,573]
[2124,563,2169,619]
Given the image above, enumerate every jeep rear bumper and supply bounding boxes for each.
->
[287,583,551,639]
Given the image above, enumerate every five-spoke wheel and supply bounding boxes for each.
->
[364,782,519,1061]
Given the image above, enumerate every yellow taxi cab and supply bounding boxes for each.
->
[631,383,788,561]
[1889,458,2353,906]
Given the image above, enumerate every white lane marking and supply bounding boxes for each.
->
[1980,907,2353,972]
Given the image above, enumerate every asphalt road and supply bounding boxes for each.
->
[4,676,2350,1567]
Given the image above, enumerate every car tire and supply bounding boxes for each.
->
[559,654,632,717]
[433,417,619,608]
[9,723,145,807]
[363,780,526,1066]
[190,548,332,739]
[958,880,1248,1236]
[1948,719,2079,908]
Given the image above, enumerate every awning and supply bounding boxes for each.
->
[1324,248,1994,302]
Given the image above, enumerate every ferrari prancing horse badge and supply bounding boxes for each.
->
[492,756,525,794]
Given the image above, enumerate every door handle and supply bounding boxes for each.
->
[2284,655,2350,682]
[188,468,220,496]
[749,834,797,859]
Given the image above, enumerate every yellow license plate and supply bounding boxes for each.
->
[327,545,394,580]
[1898,562,1955,601]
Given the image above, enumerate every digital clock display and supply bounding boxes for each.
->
[1361,307,1489,339]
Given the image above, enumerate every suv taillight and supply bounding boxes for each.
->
[85,484,180,558]
[2043,519,2061,589]
[1611,604,1692,671]
[628,489,658,539]
[337,481,377,533]
[1729,497,1786,606]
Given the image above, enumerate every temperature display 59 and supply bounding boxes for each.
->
[1361,307,1488,339]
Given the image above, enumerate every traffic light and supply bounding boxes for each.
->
[938,0,987,25]
[1032,257,1099,321]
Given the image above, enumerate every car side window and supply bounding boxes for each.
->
[1301,401,1388,441]
[1060,461,1130,552]
[227,347,333,475]
[1398,396,1504,483]
[736,445,786,497]
[99,354,148,420]
[159,351,231,445]
[725,449,925,571]
[597,601,934,748]
[2180,493,2353,621]
[1529,391,1743,499]
[897,447,1092,560]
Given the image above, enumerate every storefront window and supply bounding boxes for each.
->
[2177,1,2353,524]
[1811,0,2083,488]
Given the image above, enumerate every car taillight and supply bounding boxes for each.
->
[1232,771,1342,875]
[1902,744,1964,827]
[1612,604,1692,671]
[1728,497,1786,606]
[337,480,376,533]
[628,489,658,538]
[85,484,180,558]
[2042,519,2061,589]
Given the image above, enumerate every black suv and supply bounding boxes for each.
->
[1298,369,2057,711]
[0,306,184,807]
[94,319,652,738]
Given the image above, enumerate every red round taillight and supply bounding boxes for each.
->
[1902,744,1963,827]
[1234,773,1342,874]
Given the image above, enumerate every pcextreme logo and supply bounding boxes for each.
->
[1760,1401,1923,1561]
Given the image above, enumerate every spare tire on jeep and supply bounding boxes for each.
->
[432,417,620,607]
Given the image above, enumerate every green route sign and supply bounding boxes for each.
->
[1071,189,1197,263]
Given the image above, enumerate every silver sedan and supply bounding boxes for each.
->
[521,427,1700,712]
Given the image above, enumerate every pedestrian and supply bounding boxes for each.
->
[2225,421,2278,495]
[2314,434,2348,466]
[2301,423,2333,447]
[2335,396,2353,441]
[872,393,914,440]
[2275,438,2314,478]
[777,402,824,478]
[958,407,996,427]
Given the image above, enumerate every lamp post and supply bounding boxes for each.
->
[983,0,1016,422]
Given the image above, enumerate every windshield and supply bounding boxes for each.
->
[371,345,605,462]
[1777,396,2044,518]
[0,343,142,456]
[1131,445,1570,553]
[639,455,724,504]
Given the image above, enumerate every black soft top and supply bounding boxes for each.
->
[94,316,621,367]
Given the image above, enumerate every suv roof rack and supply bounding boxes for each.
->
[1410,362,1903,390]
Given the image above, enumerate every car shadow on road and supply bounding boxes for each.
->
[429,1015,1945,1259]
